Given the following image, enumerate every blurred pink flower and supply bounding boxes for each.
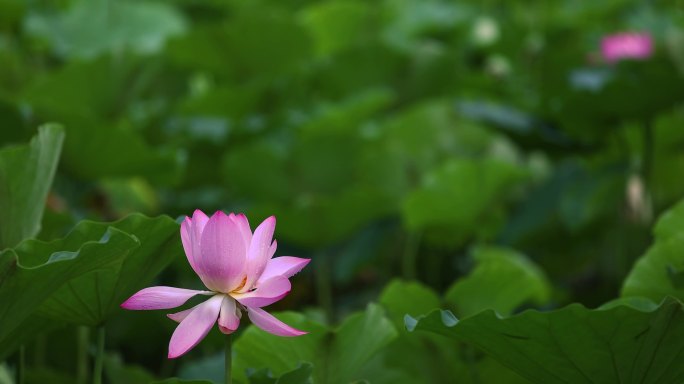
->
[122,210,310,358]
[601,32,653,63]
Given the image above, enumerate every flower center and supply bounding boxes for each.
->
[231,276,247,293]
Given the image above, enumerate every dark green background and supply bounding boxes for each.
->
[1,0,684,383]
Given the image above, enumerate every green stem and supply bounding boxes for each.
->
[34,334,46,369]
[77,326,90,384]
[224,333,232,384]
[17,345,25,384]
[92,326,105,384]
[315,252,334,323]
[402,231,421,280]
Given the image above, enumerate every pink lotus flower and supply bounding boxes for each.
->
[601,32,653,63]
[122,211,310,358]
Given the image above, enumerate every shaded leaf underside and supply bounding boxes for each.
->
[408,298,684,384]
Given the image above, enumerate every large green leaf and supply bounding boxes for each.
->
[327,304,398,384]
[61,122,182,185]
[562,58,684,124]
[0,0,24,29]
[233,312,325,383]
[247,362,313,384]
[25,0,186,59]
[34,214,181,326]
[299,0,374,57]
[377,280,460,383]
[251,186,396,248]
[0,227,139,357]
[380,101,495,174]
[622,236,684,303]
[221,140,293,203]
[223,89,393,200]
[379,280,441,328]
[378,279,529,384]
[653,198,684,242]
[0,124,64,249]
[23,55,152,119]
[167,9,311,79]
[233,304,397,384]
[356,101,500,209]
[622,199,684,302]
[381,0,470,52]
[402,158,528,244]
[22,58,184,185]
[407,297,684,384]
[444,246,551,317]
[557,163,626,232]
[297,89,394,136]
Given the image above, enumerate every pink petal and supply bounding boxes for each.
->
[167,306,196,323]
[181,217,201,277]
[190,210,209,255]
[199,211,247,292]
[246,307,307,337]
[232,276,291,308]
[257,257,311,284]
[121,286,211,310]
[232,213,252,252]
[243,216,276,290]
[601,33,653,63]
[218,296,241,334]
[168,294,223,358]
[181,210,210,283]
[268,240,277,257]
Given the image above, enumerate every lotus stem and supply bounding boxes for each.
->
[92,326,105,384]
[77,327,89,384]
[225,333,232,384]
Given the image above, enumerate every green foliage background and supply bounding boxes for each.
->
[1,0,684,383]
